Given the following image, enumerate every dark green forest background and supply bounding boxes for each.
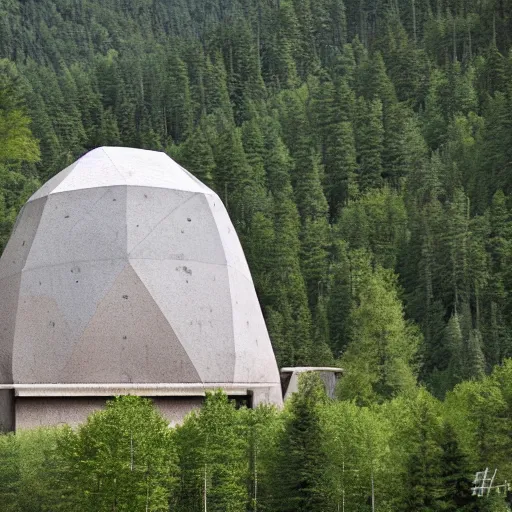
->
[2,0,512,403]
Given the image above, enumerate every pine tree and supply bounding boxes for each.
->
[439,423,476,512]
[273,372,330,512]
[204,53,233,120]
[264,125,313,365]
[241,114,267,189]
[176,122,216,187]
[212,124,249,220]
[339,264,420,404]
[291,0,319,79]
[165,49,193,143]
[300,215,330,307]
[445,313,465,389]
[0,59,40,165]
[479,43,506,99]
[310,73,357,215]
[403,390,443,512]
[311,293,334,366]
[355,97,384,192]
[327,241,353,357]
[264,0,299,89]
[465,329,486,381]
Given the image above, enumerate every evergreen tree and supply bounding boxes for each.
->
[339,263,420,404]
[403,391,443,512]
[355,97,384,192]
[327,241,353,357]
[439,423,476,512]
[175,122,216,187]
[0,59,40,164]
[273,372,329,512]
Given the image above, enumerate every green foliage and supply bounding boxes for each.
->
[2,6,512,497]
[3,375,512,510]
[176,391,248,512]
[272,372,329,512]
[339,263,420,404]
[51,396,177,511]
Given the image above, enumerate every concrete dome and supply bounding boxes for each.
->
[0,147,282,414]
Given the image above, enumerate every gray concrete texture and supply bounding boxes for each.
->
[0,147,282,407]
[15,397,205,430]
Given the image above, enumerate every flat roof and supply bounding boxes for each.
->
[0,382,275,397]
[280,367,343,374]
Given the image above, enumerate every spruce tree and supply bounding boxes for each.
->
[439,423,476,512]
[176,122,216,187]
[355,97,384,192]
[339,263,420,404]
[273,372,330,512]
[327,241,353,357]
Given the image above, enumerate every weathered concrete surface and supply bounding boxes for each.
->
[0,147,283,429]
[280,367,343,401]
[0,390,14,431]
[14,397,205,429]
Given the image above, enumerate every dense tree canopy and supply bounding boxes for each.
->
[2,0,512,399]
[2,375,512,511]
[2,2,512,507]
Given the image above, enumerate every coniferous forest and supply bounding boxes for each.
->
[2,0,512,509]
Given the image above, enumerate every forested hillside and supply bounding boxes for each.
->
[2,0,512,399]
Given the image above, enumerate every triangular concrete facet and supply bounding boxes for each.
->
[12,295,73,384]
[102,147,209,193]
[228,266,279,383]
[52,148,127,193]
[0,198,47,280]
[130,258,236,383]
[65,264,201,384]
[0,274,22,383]
[204,194,252,280]
[18,258,128,351]
[126,187,195,254]
[129,193,226,265]
[29,161,79,201]
[24,186,127,269]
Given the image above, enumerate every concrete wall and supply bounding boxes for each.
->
[13,396,205,430]
[0,390,14,431]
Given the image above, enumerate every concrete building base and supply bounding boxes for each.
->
[13,396,206,430]
[0,390,14,431]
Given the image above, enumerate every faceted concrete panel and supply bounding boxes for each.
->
[0,198,46,280]
[205,194,252,280]
[126,187,195,253]
[24,186,127,270]
[29,161,79,201]
[16,259,127,358]
[129,193,226,265]
[51,148,126,193]
[0,147,282,415]
[131,258,235,382]
[65,265,200,383]
[0,275,21,383]
[228,266,279,384]
[101,147,209,193]
[12,295,72,384]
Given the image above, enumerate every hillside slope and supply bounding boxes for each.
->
[1,0,512,399]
